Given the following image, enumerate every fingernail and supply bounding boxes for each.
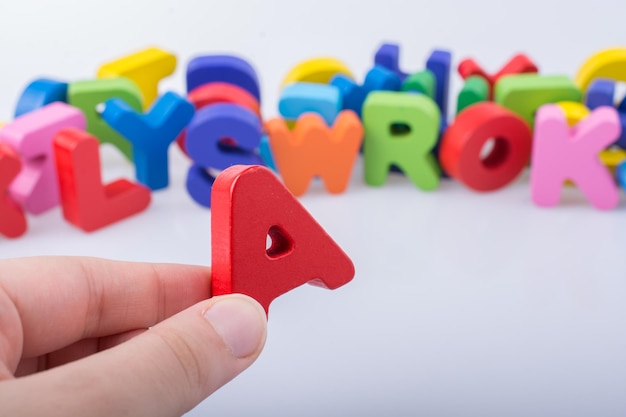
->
[203,295,267,358]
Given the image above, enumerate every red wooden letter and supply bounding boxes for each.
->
[440,102,532,192]
[458,54,538,99]
[211,165,355,314]
[53,128,151,232]
[0,143,27,238]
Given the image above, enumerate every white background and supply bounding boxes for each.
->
[2,1,626,416]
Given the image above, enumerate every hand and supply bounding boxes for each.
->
[0,256,267,416]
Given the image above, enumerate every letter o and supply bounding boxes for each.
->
[440,102,532,192]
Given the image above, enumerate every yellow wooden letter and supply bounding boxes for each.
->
[557,101,589,126]
[98,46,176,109]
[281,57,354,87]
[575,48,626,92]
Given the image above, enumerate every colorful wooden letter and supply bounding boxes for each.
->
[68,78,143,160]
[0,143,27,238]
[585,78,614,109]
[616,160,626,190]
[0,102,85,214]
[456,76,489,114]
[279,82,341,125]
[331,67,401,118]
[601,149,626,175]
[280,57,354,87]
[374,43,452,118]
[426,49,452,118]
[186,166,216,208]
[495,74,582,127]
[458,53,538,98]
[556,100,626,177]
[102,92,195,190]
[186,104,263,169]
[188,82,261,116]
[530,105,620,209]
[186,55,260,101]
[374,43,409,80]
[258,135,277,171]
[211,164,355,314]
[97,46,177,109]
[53,128,151,232]
[362,91,440,190]
[557,101,591,126]
[176,82,261,155]
[585,79,626,149]
[265,110,363,196]
[440,102,532,192]
[185,104,264,207]
[401,70,435,98]
[14,78,68,118]
[576,48,626,92]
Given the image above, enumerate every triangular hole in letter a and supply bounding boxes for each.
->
[266,225,294,259]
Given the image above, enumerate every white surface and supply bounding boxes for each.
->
[2,1,626,416]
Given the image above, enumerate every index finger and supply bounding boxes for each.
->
[0,256,211,359]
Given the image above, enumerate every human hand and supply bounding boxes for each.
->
[0,256,267,417]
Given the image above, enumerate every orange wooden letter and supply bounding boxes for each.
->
[265,110,363,196]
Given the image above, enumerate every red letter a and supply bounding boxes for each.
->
[211,165,355,314]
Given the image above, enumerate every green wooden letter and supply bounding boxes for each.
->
[456,75,489,114]
[362,91,441,190]
[494,74,581,127]
[69,77,143,160]
[401,70,435,99]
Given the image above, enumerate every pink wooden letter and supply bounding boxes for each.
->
[0,102,86,214]
[530,105,620,210]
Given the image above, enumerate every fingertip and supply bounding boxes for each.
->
[203,294,268,359]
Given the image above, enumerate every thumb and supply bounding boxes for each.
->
[0,294,268,417]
